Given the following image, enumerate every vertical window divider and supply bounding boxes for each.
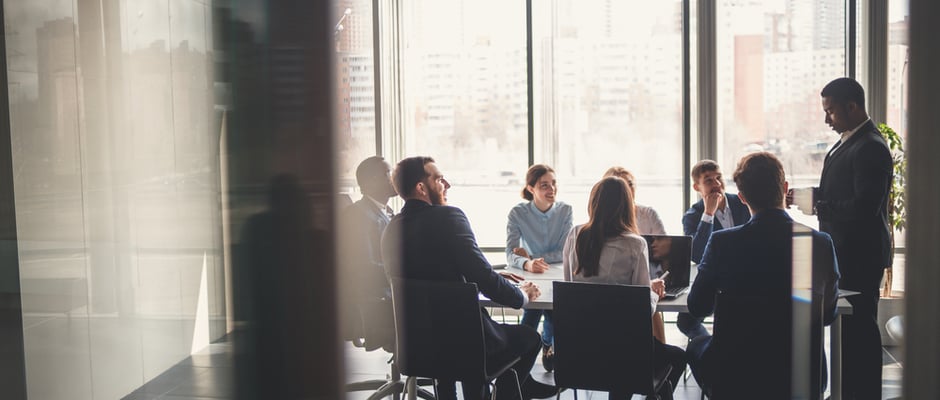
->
[697,0,717,162]
[526,0,535,167]
[682,0,692,212]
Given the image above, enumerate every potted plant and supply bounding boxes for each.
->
[877,122,906,298]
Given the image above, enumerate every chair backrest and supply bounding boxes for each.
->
[552,281,656,395]
[389,277,486,382]
[711,291,823,398]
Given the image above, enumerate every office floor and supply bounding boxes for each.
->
[121,322,902,400]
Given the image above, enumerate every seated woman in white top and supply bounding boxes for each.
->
[603,166,669,341]
[603,166,666,235]
[563,176,686,397]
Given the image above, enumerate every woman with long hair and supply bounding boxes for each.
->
[603,166,666,235]
[506,164,572,372]
[563,176,685,398]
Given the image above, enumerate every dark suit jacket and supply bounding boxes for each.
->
[686,210,840,395]
[682,193,751,263]
[382,199,525,356]
[816,120,893,283]
[340,198,392,300]
[687,209,840,325]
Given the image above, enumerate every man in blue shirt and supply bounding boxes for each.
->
[679,160,751,339]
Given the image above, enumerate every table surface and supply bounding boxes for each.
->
[483,263,854,314]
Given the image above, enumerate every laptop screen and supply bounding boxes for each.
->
[641,235,692,290]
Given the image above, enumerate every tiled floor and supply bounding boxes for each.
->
[122,321,903,400]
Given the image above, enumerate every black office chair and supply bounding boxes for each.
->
[390,278,523,400]
[343,297,435,400]
[708,291,825,399]
[552,281,673,399]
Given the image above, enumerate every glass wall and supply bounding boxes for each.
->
[399,0,529,248]
[716,0,845,194]
[335,0,377,189]
[4,0,223,398]
[533,0,686,233]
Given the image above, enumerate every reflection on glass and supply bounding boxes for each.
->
[533,0,685,233]
[400,0,528,247]
[716,0,845,187]
[334,0,377,190]
[5,0,221,398]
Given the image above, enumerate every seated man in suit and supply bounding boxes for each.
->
[685,152,840,394]
[381,156,558,400]
[341,156,398,301]
[339,156,399,350]
[679,159,752,339]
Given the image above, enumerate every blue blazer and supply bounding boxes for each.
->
[687,209,841,325]
[682,193,751,263]
[381,199,525,356]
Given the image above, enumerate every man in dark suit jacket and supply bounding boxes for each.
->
[341,157,398,301]
[381,156,558,400]
[687,152,840,395]
[339,157,398,350]
[679,160,751,339]
[803,77,892,399]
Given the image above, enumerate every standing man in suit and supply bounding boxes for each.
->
[686,152,840,394]
[381,156,558,400]
[679,160,751,339]
[802,77,892,399]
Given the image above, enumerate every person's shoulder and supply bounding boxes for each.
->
[555,201,573,212]
[509,201,530,215]
[431,204,467,218]
[683,200,704,216]
[614,232,647,247]
[710,222,745,241]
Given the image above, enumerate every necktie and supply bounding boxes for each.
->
[825,140,842,161]
[385,205,394,218]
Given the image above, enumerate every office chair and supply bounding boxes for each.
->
[390,278,523,400]
[708,291,825,400]
[552,281,673,400]
[343,297,435,400]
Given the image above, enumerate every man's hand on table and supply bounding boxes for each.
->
[519,281,541,301]
[499,271,525,283]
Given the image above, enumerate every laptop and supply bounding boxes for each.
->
[641,235,693,298]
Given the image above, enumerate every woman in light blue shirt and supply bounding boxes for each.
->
[506,164,572,372]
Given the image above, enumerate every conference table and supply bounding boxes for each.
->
[481,263,855,400]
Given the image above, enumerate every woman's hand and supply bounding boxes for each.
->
[525,257,550,273]
[650,278,666,300]
[512,247,530,258]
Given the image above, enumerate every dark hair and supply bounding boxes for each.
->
[575,177,637,277]
[521,164,555,200]
[820,77,866,110]
[392,156,434,198]
[732,152,786,211]
[690,159,720,183]
[355,156,387,187]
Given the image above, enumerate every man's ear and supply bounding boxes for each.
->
[692,182,700,194]
[737,190,749,206]
[415,181,426,197]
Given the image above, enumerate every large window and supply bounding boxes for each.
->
[716,0,845,195]
[334,0,377,188]
[533,0,686,233]
[400,0,529,247]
